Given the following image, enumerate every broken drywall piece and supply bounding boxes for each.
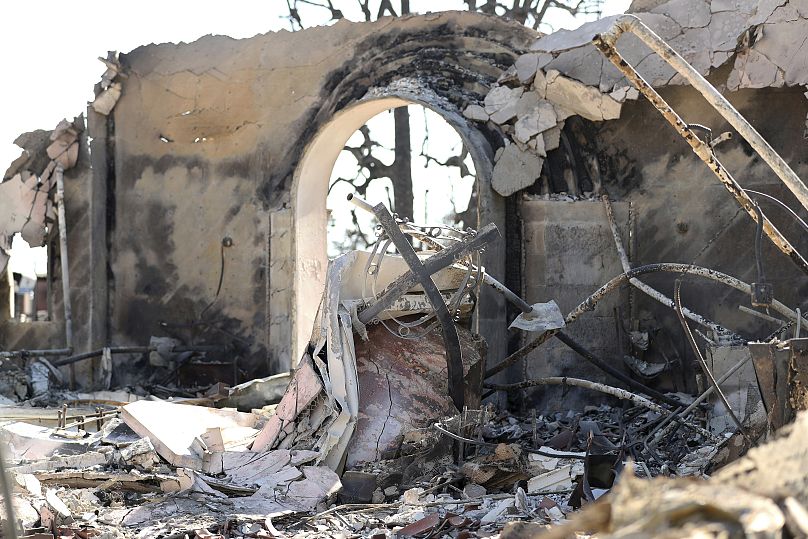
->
[492,143,542,197]
[526,464,575,494]
[1,421,97,462]
[121,400,258,470]
[251,355,324,452]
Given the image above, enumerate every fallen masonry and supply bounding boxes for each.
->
[3,1,808,538]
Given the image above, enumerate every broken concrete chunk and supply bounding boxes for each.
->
[527,464,574,494]
[515,53,541,85]
[13,473,42,497]
[463,483,487,499]
[1,422,95,462]
[463,104,489,122]
[484,86,524,124]
[545,70,622,121]
[45,488,72,519]
[481,498,515,524]
[92,82,122,115]
[284,466,342,511]
[492,143,543,197]
[514,101,557,144]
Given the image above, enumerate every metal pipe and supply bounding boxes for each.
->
[347,193,376,215]
[50,344,225,368]
[482,272,532,314]
[593,19,808,276]
[674,279,745,434]
[484,376,717,441]
[350,194,534,316]
[54,165,73,352]
[0,348,73,359]
[596,14,808,213]
[602,195,731,338]
[738,305,784,325]
[555,331,682,408]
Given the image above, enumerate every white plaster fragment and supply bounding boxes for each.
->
[545,71,622,121]
[490,93,523,124]
[492,143,543,197]
[533,69,548,99]
[728,49,780,90]
[514,101,558,144]
[515,53,541,85]
[515,91,539,118]
[463,104,489,122]
[529,132,547,157]
[484,86,523,116]
[610,85,641,102]
[651,0,711,29]
[530,15,622,52]
[543,124,563,152]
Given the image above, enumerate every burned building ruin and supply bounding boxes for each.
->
[2,1,808,537]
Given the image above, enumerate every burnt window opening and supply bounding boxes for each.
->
[326,104,478,257]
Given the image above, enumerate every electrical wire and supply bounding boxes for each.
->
[752,202,766,283]
[746,189,808,236]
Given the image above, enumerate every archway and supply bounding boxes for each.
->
[326,104,477,256]
[291,95,505,364]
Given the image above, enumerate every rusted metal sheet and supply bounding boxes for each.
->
[749,338,808,430]
[346,320,482,468]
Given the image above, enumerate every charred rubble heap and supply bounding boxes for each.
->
[3,1,808,538]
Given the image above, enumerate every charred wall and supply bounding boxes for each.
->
[108,12,533,382]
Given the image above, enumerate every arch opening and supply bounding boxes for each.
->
[292,96,495,364]
[326,104,477,257]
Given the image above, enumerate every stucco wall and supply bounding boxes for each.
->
[108,12,534,379]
